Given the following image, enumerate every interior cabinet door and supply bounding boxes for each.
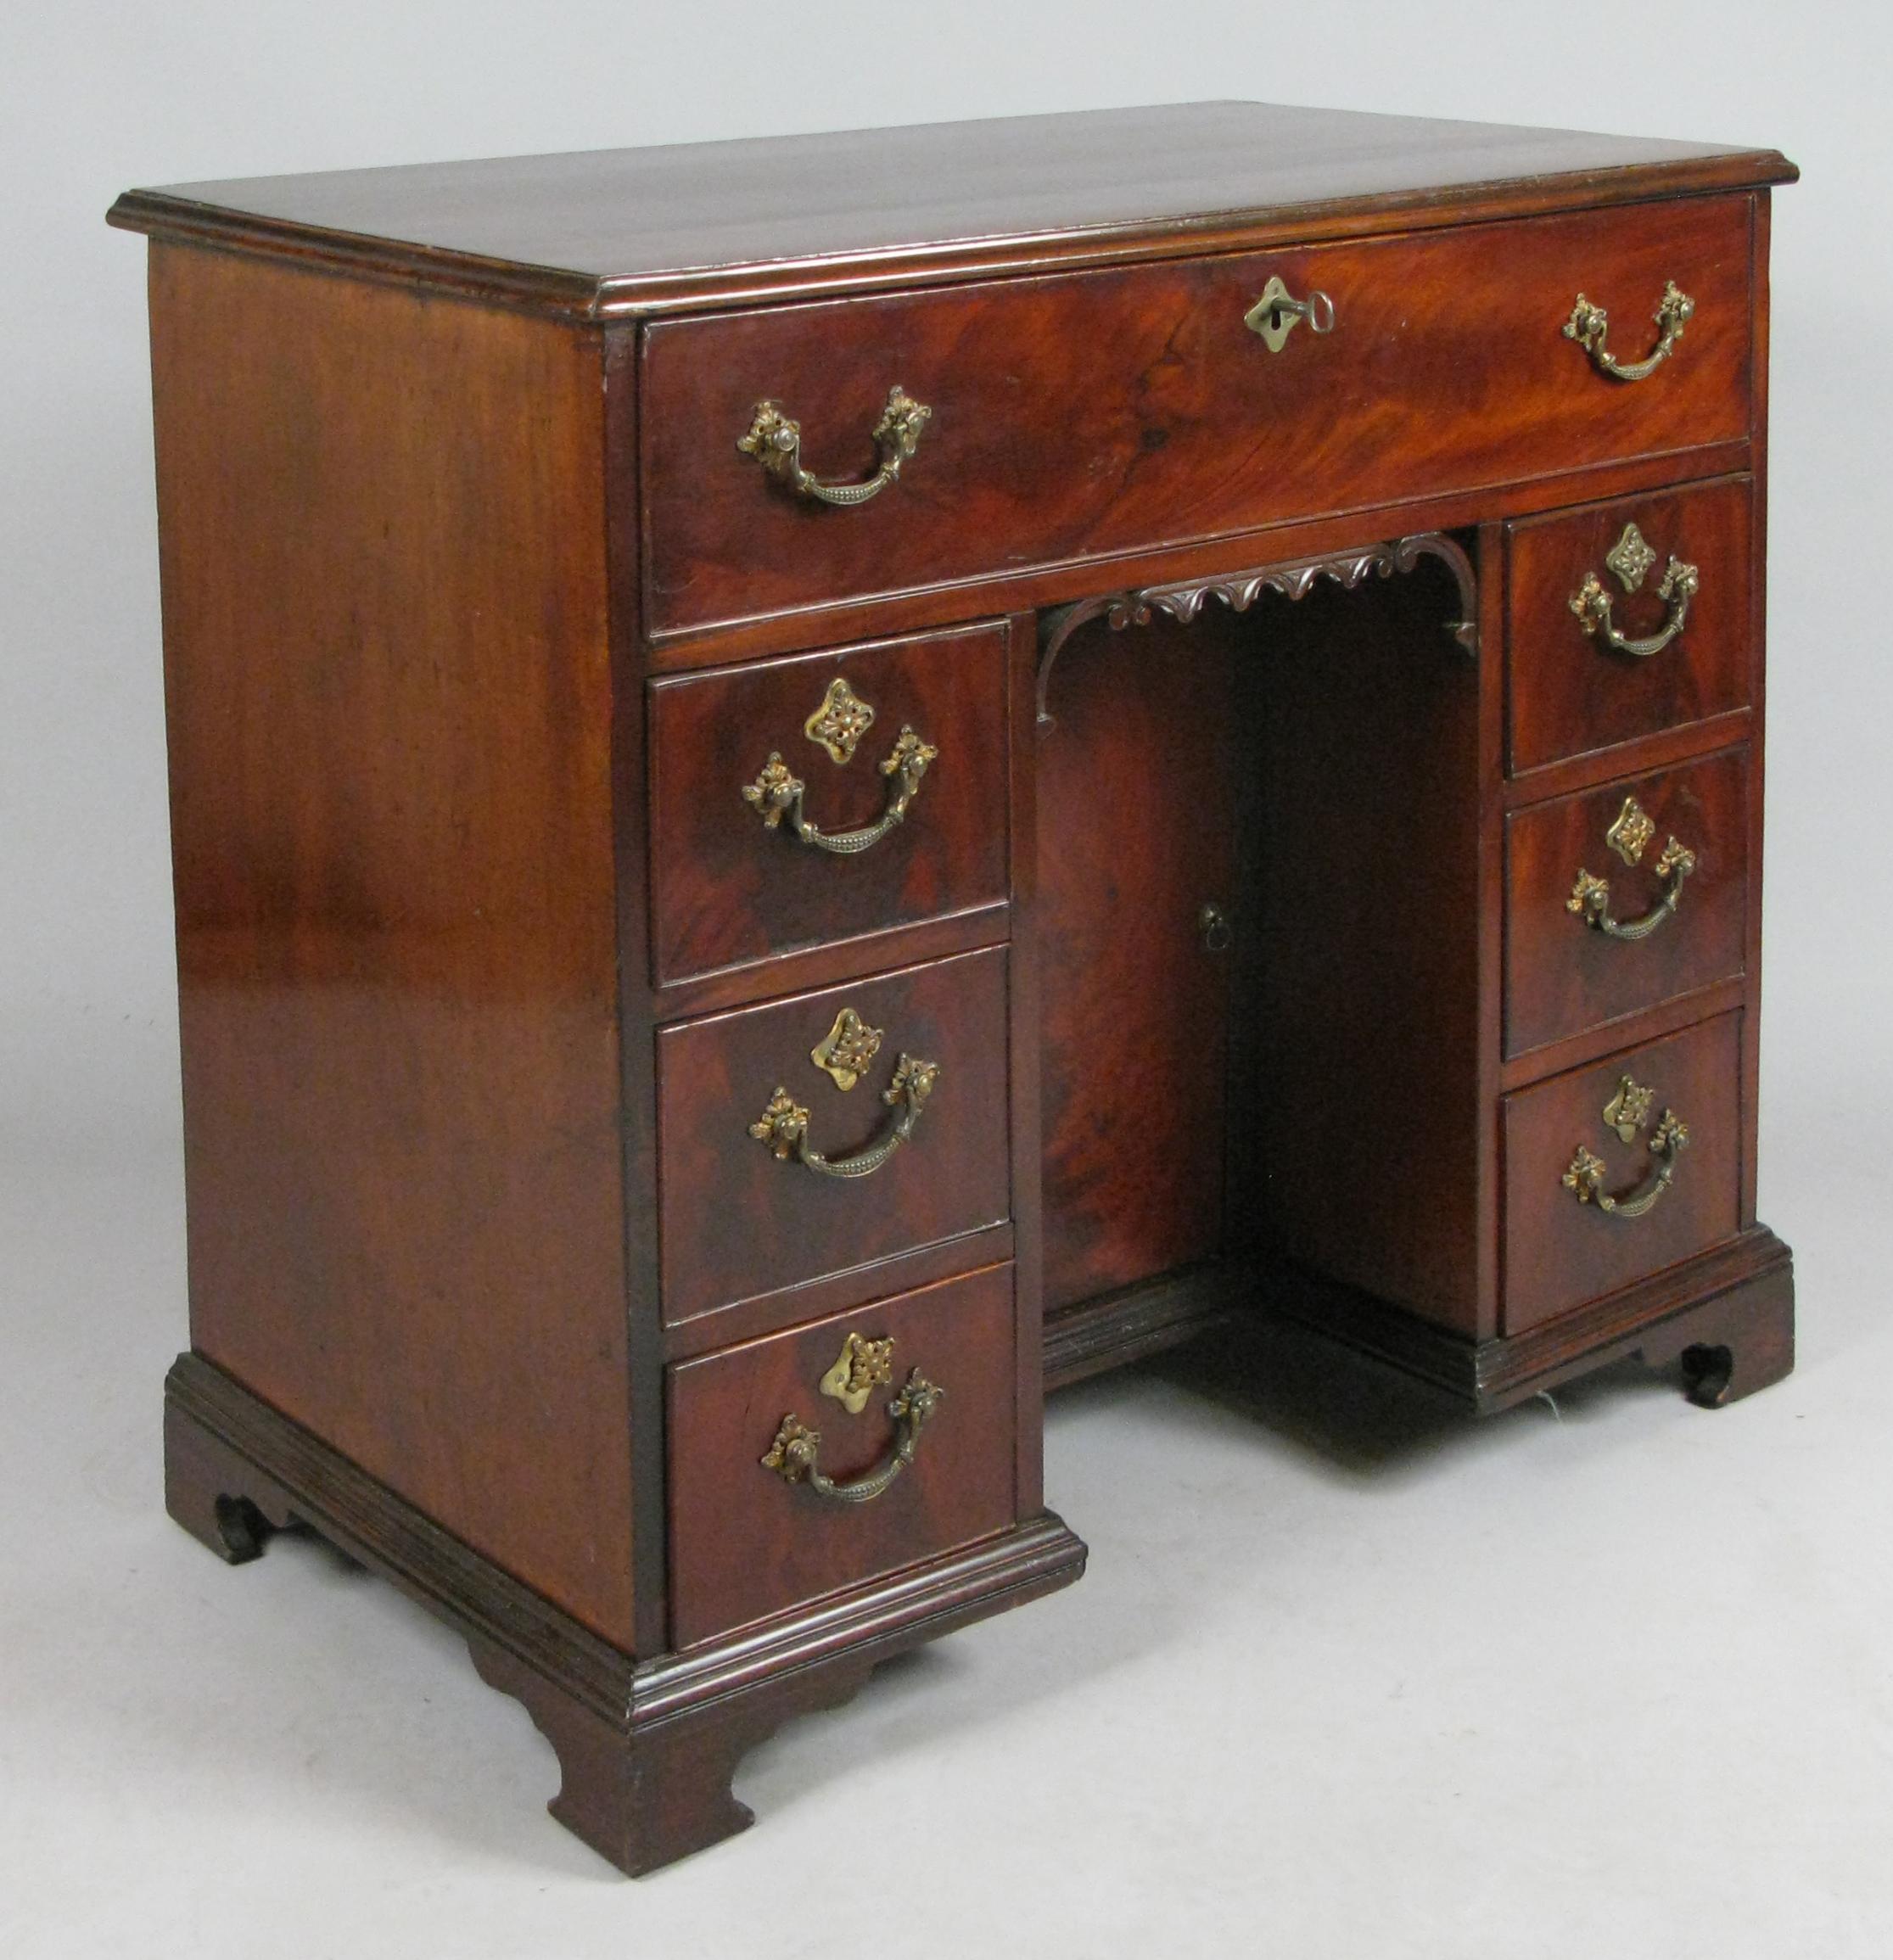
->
[1037,616,1237,1312]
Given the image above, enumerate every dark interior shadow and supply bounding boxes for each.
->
[1091,1307,1691,1480]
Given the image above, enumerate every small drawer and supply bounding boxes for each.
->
[666,1263,1018,1648]
[642,198,1752,637]
[657,946,1011,1324]
[1503,1013,1742,1336]
[1504,746,1748,1058]
[649,623,1010,987]
[1508,477,1752,774]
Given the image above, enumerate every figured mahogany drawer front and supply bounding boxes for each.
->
[641,195,1751,636]
[1508,476,1752,774]
[648,622,1010,987]
[1505,746,1749,1059]
[666,1263,1017,1648]
[1502,1013,1742,1336]
[656,946,1011,1324]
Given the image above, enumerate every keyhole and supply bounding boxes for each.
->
[1199,902,1232,954]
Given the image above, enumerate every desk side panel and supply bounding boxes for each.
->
[148,246,637,1646]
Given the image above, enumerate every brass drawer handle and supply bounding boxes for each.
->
[750,1053,938,1180]
[737,385,932,506]
[1562,1072,1690,1219]
[1244,275,1336,352]
[1567,793,1698,941]
[762,1367,944,1504]
[1570,553,1700,659]
[742,726,938,855]
[1563,279,1694,381]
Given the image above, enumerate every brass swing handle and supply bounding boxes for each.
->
[742,727,938,855]
[1563,280,1695,381]
[1570,556,1700,659]
[750,1054,939,1180]
[1568,837,1697,941]
[1563,1106,1689,1219]
[761,1369,945,1504]
[737,385,932,506]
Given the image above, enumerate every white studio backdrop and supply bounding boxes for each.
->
[3,5,1890,1956]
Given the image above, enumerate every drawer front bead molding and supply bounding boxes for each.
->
[737,385,932,507]
[762,1369,946,1504]
[1035,531,1478,726]
[749,1053,940,1179]
[742,726,938,854]
[1562,279,1695,381]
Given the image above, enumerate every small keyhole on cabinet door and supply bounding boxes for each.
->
[1199,902,1233,954]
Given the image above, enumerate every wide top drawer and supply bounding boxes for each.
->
[640,195,1753,636]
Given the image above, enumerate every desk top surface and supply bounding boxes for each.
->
[109,100,1795,317]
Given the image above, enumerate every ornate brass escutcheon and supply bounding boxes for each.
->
[1570,552,1699,660]
[1562,1072,1690,1218]
[761,1368,945,1504]
[1244,274,1336,352]
[742,725,938,855]
[803,676,876,764]
[1562,279,1695,381]
[1604,523,1659,594]
[1568,795,1697,942]
[819,1331,895,1415]
[737,384,931,507]
[749,1051,939,1180]
[809,1007,884,1091]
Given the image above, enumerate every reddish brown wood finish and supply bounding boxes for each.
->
[648,623,1010,985]
[666,1265,1018,1648]
[1036,615,1236,1312]
[1251,563,1487,1334]
[1503,1012,1744,1334]
[641,197,1751,635]
[1505,745,1749,1058]
[656,948,1011,1322]
[107,102,1792,319]
[1508,476,1754,773]
[148,244,639,1646]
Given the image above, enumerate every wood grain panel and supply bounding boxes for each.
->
[148,244,636,1644]
[1503,1013,1743,1334]
[657,949,1011,1322]
[1505,746,1749,1059]
[1508,476,1753,773]
[648,624,1009,985]
[641,197,1752,633]
[667,1265,1017,1648]
[1037,615,1237,1312]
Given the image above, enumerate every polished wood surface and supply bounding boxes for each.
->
[641,197,1752,635]
[1037,616,1235,1312]
[120,105,1798,1878]
[648,622,1010,985]
[106,102,1792,316]
[1505,744,1749,1059]
[666,1265,1018,1647]
[1502,1011,1744,1334]
[1508,475,1754,774]
[655,948,1011,1323]
[147,244,639,1645]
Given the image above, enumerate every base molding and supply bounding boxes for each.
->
[1044,1262,1249,1391]
[1045,1227,1795,1415]
[164,1352,1087,1876]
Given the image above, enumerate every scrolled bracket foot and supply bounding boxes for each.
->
[1633,1253,1795,1408]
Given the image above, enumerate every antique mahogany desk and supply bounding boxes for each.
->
[109,102,1798,1874]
